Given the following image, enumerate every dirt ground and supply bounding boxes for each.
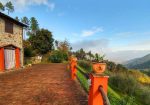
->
[0,64,88,105]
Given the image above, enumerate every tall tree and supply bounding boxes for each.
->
[87,51,94,60]
[21,17,30,25]
[0,2,5,11]
[30,29,54,54]
[75,48,86,60]
[15,16,19,21]
[5,1,14,15]
[58,39,70,53]
[30,17,39,35]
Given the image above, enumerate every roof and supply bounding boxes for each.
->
[0,12,28,27]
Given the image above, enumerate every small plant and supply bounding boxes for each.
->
[93,53,105,62]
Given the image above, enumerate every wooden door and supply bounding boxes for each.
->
[4,49,15,70]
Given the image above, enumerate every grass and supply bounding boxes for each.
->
[77,70,89,93]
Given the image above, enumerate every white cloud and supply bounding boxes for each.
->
[81,27,104,37]
[112,39,150,51]
[106,50,150,63]
[71,39,110,54]
[0,0,55,12]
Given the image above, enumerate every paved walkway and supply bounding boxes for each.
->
[0,64,87,105]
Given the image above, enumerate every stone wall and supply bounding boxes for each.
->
[0,18,23,48]
[0,17,24,67]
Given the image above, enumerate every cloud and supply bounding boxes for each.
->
[1,0,55,12]
[106,50,150,63]
[71,39,110,54]
[81,27,104,37]
[112,39,150,51]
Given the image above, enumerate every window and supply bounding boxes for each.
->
[5,20,13,34]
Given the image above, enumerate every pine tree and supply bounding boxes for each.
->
[5,1,14,15]
[0,2,5,12]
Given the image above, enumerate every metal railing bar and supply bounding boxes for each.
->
[98,86,110,105]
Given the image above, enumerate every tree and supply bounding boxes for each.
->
[30,29,54,54]
[30,17,39,35]
[87,51,94,60]
[75,48,86,60]
[5,1,14,15]
[15,16,19,21]
[58,39,70,53]
[21,17,30,25]
[0,2,5,12]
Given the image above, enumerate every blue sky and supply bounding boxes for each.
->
[1,0,150,62]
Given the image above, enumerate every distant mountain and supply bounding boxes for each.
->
[124,54,150,69]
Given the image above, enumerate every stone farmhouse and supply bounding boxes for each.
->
[0,12,27,71]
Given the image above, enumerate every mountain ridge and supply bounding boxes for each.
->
[124,53,150,69]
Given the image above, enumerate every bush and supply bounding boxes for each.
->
[48,50,63,63]
[136,86,150,105]
[48,50,69,63]
[62,52,68,61]
[24,47,35,57]
[109,73,138,95]
[78,60,92,72]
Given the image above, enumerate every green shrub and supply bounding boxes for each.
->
[48,50,63,63]
[109,73,138,95]
[78,60,92,72]
[24,47,35,57]
[137,86,150,105]
[119,96,139,105]
[62,52,68,61]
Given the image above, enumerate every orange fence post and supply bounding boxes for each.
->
[0,48,5,72]
[70,57,77,80]
[15,48,20,69]
[88,63,109,105]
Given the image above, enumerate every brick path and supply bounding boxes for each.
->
[0,64,87,105]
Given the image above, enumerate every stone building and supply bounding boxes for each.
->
[0,12,27,71]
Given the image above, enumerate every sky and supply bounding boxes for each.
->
[1,0,150,63]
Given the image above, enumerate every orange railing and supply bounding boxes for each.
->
[69,56,110,105]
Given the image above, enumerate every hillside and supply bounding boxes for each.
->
[124,54,150,69]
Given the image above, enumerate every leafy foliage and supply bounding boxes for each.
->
[0,2,5,11]
[30,17,39,35]
[48,50,69,63]
[94,53,105,62]
[30,29,54,54]
[21,17,30,25]
[74,48,86,60]
[5,1,14,15]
